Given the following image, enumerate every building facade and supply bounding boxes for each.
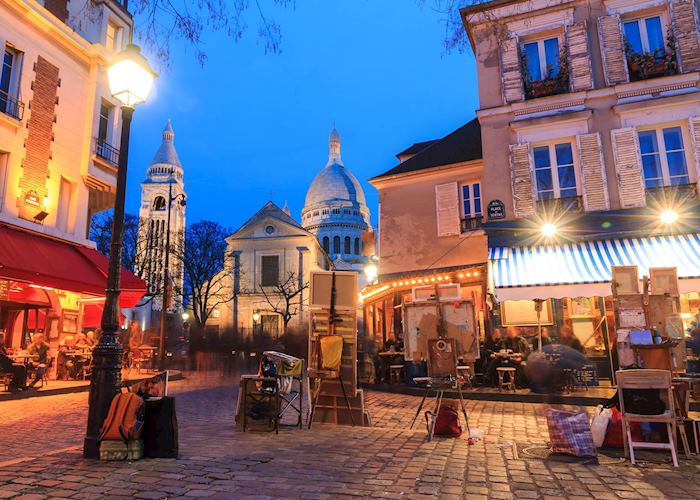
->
[463,0,700,379]
[216,201,328,338]
[301,126,373,272]
[134,120,186,320]
[360,119,488,349]
[0,0,144,354]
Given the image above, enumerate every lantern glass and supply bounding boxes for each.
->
[107,45,155,107]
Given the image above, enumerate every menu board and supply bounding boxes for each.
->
[0,280,9,301]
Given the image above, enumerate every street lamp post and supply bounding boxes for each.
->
[83,45,155,459]
[159,183,185,371]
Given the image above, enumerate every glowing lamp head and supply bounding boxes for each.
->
[541,223,558,238]
[660,209,678,225]
[252,312,261,322]
[181,312,189,321]
[107,44,156,107]
[364,263,378,282]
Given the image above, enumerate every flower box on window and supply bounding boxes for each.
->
[521,43,570,100]
[624,31,677,81]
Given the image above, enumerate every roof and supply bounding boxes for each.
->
[230,201,306,237]
[396,140,438,159]
[149,120,182,168]
[305,161,367,207]
[372,118,482,181]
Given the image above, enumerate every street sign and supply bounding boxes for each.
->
[487,200,505,220]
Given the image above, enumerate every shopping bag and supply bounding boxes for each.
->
[590,405,611,448]
[546,408,597,457]
[602,406,642,448]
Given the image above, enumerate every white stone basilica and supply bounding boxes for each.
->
[302,126,372,271]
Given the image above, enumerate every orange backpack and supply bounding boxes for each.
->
[99,392,145,443]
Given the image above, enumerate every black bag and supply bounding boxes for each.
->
[143,396,179,458]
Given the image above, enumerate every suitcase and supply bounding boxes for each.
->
[143,396,179,458]
[99,439,144,461]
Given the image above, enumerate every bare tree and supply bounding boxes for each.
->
[258,271,309,334]
[90,210,141,273]
[174,220,233,329]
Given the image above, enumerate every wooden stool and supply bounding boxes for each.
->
[389,364,405,384]
[497,367,516,391]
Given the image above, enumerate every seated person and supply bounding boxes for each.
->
[57,335,76,380]
[482,328,504,386]
[85,330,97,348]
[128,322,145,359]
[0,333,27,391]
[559,325,584,353]
[27,333,51,388]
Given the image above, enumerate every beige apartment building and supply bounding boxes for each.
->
[360,119,488,351]
[0,0,144,353]
[463,0,700,379]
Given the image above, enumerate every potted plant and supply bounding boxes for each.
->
[625,30,677,81]
[521,45,570,99]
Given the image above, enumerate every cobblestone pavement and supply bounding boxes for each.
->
[0,373,699,499]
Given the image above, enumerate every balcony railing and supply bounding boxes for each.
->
[0,90,24,121]
[645,183,698,205]
[536,195,583,213]
[94,138,120,167]
[461,216,483,233]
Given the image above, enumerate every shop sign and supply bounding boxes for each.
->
[0,280,8,301]
[487,200,505,220]
[24,190,40,207]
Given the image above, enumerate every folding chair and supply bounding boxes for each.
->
[308,335,354,428]
[410,338,471,441]
[617,369,685,467]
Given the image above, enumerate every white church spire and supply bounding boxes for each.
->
[328,123,341,164]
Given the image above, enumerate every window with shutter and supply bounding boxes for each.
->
[435,182,460,237]
[598,15,630,86]
[688,117,700,186]
[577,133,610,211]
[611,127,645,208]
[566,22,593,91]
[500,36,525,103]
[261,255,279,287]
[638,126,690,187]
[670,0,700,73]
[509,143,536,218]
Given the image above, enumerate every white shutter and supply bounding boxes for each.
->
[435,182,460,237]
[611,127,645,208]
[671,0,700,73]
[597,15,629,86]
[500,36,524,104]
[567,22,594,92]
[509,143,536,218]
[577,133,610,211]
[688,117,700,189]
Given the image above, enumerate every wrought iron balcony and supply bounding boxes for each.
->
[0,90,24,121]
[536,195,583,213]
[94,138,120,167]
[645,183,698,206]
[461,216,483,233]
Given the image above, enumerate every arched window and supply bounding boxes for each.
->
[333,236,340,254]
[354,237,360,255]
[153,196,166,211]
[322,236,330,254]
[344,236,351,254]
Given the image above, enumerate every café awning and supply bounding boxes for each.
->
[0,224,146,303]
[489,233,700,301]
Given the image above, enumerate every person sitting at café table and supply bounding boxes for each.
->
[57,335,76,380]
[558,325,584,353]
[482,328,505,386]
[0,333,28,391]
[85,330,97,348]
[27,333,51,388]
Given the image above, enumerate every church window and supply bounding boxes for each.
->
[265,225,275,235]
[322,209,329,215]
[344,236,351,254]
[322,236,330,254]
[313,211,319,217]
[153,196,166,211]
[261,255,279,287]
[353,210,359,216]
[333,236,340,254]
[333,208,340,214]
[344,209,351,214]
[354,237,360,255]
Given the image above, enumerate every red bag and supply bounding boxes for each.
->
[602,406,642,448]
[426,405,462,438]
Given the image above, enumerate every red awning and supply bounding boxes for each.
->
[0,224,146,302]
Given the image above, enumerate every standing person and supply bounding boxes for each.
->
[27,333,51,387]
[559,325,584,353]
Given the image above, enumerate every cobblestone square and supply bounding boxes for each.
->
[0,373,698,499]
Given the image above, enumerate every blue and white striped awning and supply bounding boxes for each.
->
[489,233,700,301]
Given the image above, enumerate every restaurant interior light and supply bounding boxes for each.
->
[660,209,679,224]
[107,44,156,107]
[541,223,558,237]
[181,312,189,321]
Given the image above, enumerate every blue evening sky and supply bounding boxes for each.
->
[125,1,479,232]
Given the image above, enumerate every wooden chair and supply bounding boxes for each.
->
[497,367,516,392]
[389,364,405,384]
[616,369,682,467]
[308,335,354,428]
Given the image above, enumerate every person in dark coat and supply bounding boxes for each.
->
[559,325,584,353]
[0,333,27,391]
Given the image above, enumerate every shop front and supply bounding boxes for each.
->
[0,223,145,379]
[489,233,700,386]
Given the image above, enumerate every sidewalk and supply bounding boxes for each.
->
[0,373,698,499]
